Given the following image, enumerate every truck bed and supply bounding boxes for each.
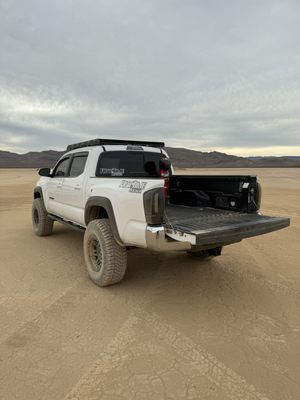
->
[164,204,290,246]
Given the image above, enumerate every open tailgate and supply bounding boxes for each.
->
[164,205,290,246]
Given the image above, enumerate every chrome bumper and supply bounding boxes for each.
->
[145,226,191,252]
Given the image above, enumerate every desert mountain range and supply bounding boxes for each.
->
[0,148,300,168]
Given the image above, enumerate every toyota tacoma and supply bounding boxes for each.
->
[32,139,290,286]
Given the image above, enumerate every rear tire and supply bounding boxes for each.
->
[83,219,127,287]
[187,246,222,259]
[32,198,53,236]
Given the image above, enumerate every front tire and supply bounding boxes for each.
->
[32,198,53,236]
[83,219,127,287]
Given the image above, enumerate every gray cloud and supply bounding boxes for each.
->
[0,0,300,155]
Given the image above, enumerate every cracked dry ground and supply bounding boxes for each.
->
[0,168,299,400]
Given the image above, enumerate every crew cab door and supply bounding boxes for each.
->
[59,151,89,225]
[46,156,71,216]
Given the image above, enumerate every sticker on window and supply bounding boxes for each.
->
[99,168,125,176]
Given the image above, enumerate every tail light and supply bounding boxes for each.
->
[143,188,165,225]
[160,169,170,201]
[163,177,170,201]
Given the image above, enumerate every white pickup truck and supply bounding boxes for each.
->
[32,139,290,287]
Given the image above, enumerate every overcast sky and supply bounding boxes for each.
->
[0,0,299,156]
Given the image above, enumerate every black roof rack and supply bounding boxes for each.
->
[66,138,165,152]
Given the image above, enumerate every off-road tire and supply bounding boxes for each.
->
[32,198,54,236]
[83,219,127,287]
[187,246,222,260]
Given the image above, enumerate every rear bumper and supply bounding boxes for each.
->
[146,226,191,252]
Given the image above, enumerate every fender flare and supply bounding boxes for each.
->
[34,186,44,201]
[33,186,48,212]
[84,196,123,245]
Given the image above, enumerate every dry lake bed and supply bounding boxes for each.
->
[0,168,299,400]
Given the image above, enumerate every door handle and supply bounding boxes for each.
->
[57,185,62,188]
[74,187,81,191]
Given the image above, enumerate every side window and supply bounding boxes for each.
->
[53,157,70,177]
[69,154,88,177]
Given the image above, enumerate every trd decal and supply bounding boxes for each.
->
[119,180,147,193]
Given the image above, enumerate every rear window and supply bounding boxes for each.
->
[96,151,167,178]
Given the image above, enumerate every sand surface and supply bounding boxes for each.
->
[0,168,299,400]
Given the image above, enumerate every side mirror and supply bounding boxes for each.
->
[38,167,52,177]
[159,158,171,171]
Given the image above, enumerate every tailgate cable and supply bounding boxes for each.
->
[163,210,175,232]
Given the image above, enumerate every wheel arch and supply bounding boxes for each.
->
[85,196,123,245]
[34,186,43,200]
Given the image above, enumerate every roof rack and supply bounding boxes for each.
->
[66,138,165,152]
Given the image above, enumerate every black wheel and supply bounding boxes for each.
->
[32,198,53,236]
[187,246,222,259]
[83,219,127,287]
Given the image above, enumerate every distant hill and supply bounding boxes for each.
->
[164,147,254,168]
[0,148,300,168]
[247,156,300,168]
[0,150,65,168]
[165,148,300,168]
